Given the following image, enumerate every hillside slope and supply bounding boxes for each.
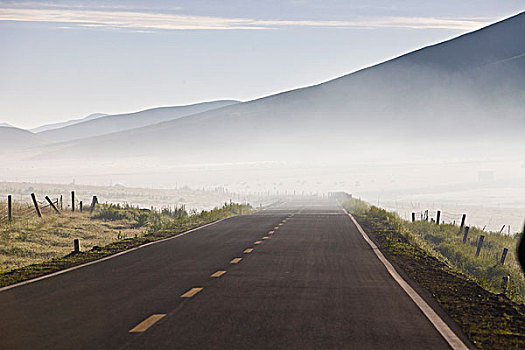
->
[38,100,239,142]
[37,12,525,162]
[31,113,108,133]
[0,127,49,152]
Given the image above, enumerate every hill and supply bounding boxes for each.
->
[31,113,108,133]
[38,100,240,142]
[35,12,525,163]
[0,127,49,152]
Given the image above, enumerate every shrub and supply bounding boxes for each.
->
[91,206,133,221]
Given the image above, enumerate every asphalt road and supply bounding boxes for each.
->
[0,199,467,349]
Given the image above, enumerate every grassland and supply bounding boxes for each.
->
[0,181,247,211]
[0,201,251,287]
[407,220,524,301]
[341,195,524,349]
[0,202,143,271]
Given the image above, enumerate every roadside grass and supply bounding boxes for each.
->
[0,202,251,287]
[407,221,524,302]
[343,198,524,303]
[0,181,240,212]
[341,196,525,349]
[0,203,145,272]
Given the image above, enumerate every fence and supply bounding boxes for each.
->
[0,192,99,224]
[408,209,518,293]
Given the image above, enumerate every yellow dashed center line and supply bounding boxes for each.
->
[268,230,275,234]
[278,223,284,226]
[274,226,279,230]
[129,314,166,333]
[210,270,227,278]
[230,257,243,264]
[254,241,262,245]
[262,236,270,240]
[181,287,203,298]
[244,248,253,254]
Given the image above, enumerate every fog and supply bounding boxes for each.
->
[1,12,524,232]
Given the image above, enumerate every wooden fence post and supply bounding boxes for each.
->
[71,191,75,212]
[30,193,42,218]
[79,201,83,213]
[7,195,12,222]
[462,226,470,243]
[476,235,485,257]
[436,210,441,225]
[90,196,98,213]
[60,195,63,210]
[74,239,80,253]
[411,212,415,222]
[45,196,60,214]
[500,248,508,264]
[459,214,466,233]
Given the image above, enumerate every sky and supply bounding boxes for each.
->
[0,1,523,129]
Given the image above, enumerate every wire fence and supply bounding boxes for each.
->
[0,197,60,224]
[391,207,519,235]
[0,192,97,225]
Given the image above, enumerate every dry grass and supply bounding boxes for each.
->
[0,204,146,272]
[0,201,252,287]
[0,181,238,212]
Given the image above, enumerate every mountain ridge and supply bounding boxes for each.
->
[38,100,240,143]
[0,126,49,153]
[31,113,108,133]
[31,12,525,163]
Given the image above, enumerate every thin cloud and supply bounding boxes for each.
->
[0,1,183,11]
[0,7,493,31]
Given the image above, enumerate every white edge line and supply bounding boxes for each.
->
[0,217,230,293]
[341,207,469,350]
